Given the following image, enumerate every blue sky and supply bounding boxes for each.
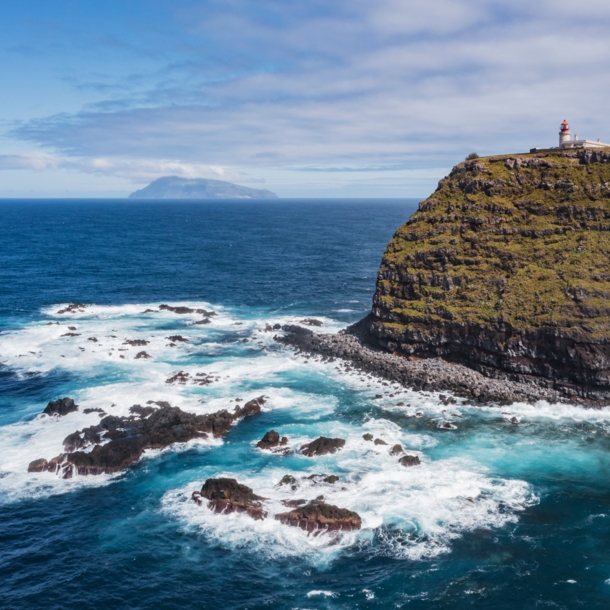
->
[1,0,609,197]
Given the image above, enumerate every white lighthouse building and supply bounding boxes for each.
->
[557,119,610,149]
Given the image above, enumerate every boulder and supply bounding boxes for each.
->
[43,397,78,417]
[277,474,299,489]
[399,454,421,467]
[299,319,323,327]
[193,478,266,520]
[275,500,361,533]
[390,444,404,456]
[256,430,288,450]
[300,436,346,457]
[27,458,49,473]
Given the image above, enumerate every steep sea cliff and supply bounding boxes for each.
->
[370,149,610,402]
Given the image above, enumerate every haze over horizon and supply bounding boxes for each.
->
[1,1,609,198]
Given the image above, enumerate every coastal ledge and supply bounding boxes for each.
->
[275,317,605,407]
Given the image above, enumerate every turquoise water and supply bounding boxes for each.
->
[1,199,610,609]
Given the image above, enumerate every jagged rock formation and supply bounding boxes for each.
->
[43,397,78,417]
[256,430,288,451]
[370,149,610,401]
[300,436,346,457]
[192,478,267,520]
[275,500,362,533]
[28,397,265,477]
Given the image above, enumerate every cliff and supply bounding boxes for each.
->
[129,176,278,199]
[370,148,610,401]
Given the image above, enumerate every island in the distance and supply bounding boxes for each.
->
[128,176,278,199]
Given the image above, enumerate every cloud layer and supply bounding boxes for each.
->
[1,0,610,195]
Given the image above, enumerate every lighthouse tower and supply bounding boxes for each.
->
[559,119,571,147]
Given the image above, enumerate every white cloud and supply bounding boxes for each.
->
[3,0,610,195]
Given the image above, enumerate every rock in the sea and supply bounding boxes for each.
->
[277,474,299,489]
[373,438,387,446]
[362,433,373,441]
[399,454,421,467]
[43,397,78,417]
[29,396,264,476]
[135,351,151,359]
[193,478,266,520]
[390,444,404,456]
[57,303,86,314]
[275,500,361,533]
[27,458,49,473]
[300,436,346,457]
[257,430,288,450]
[124,339,149,346]
[166,335,188,342]
[299,318,323,327]
[159,304,216,316]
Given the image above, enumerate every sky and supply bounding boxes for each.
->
[0,0,609,198]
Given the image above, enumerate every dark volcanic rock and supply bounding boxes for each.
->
[390,444,405,456]
[234,396,265,419]
[29,396,264,477]
[275,500,361,533]
[299,318,323,327]
[166,335,188,342]
[192,478,266,520]
[159,304,196,314]
[135,351,151,359]
[300,436,346,457]
[57,303,86,314]
[124,339,149,346]
[43,397,78,417]
[278,474,299,489]
[399,454,421,467]
[257,429,288,450]
[159,304,216,316]
[275,321,582,406]
[27,458,49,473]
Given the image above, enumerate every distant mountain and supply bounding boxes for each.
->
[128,176,278,199]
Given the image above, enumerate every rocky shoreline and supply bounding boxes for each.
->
[275,317,603,406]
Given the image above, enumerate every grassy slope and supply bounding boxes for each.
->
[377,151,610,340]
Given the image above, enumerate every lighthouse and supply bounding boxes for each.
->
[530,121,610,152]
[559,119,570,146]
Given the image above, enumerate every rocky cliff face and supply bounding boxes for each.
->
[370,149,610,401]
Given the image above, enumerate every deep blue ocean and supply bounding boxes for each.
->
[2,199,610,609]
